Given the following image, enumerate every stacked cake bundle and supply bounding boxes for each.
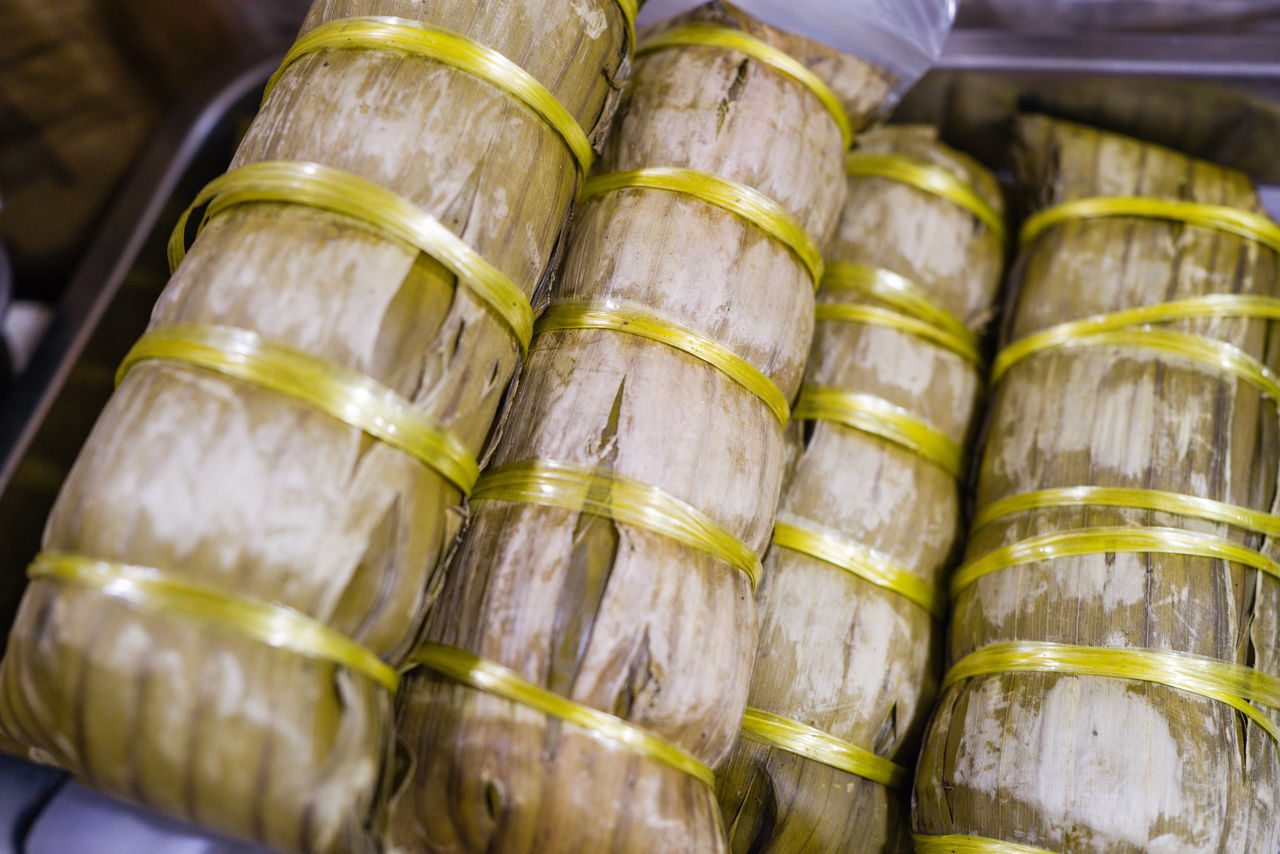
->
[715,124,1006,853]
[913,115,1280,853]
[389,3,898,851]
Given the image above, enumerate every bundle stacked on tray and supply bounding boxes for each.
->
[714,125,1006,853]
[913,115,1280,852]
[0,1,634,850]
[388,3,901,851]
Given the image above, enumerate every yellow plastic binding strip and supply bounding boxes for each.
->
[262,17,594,174]
[951,526,1280,598]
[168,161,533,354]
[821,262,978,352]
[992,327,1280,408]
[412,641,713,787]
[844,153,1007,245]
[580,167,823,287]
[534,301,789,426]
[471,459,762,588]
[740,706,910,789]
[636,22,851,148]
[117,323,480,494]
[913,834,1061,854]
[30,552,399,693]
[773,517,945,619]
[993,294,1280,390]
[816,303,983,368]
[973,486,1280,539]
[613,0,638,50]
[942,640,1280,747]
[793,386,964,480]
[1020,196,1280,257]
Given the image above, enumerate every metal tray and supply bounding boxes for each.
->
[2,26,1280,852]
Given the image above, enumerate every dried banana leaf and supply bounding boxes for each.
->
[913,114,1280,852]
[714,125,1006,854]
[0,1,632,851]
[388,3,896,852]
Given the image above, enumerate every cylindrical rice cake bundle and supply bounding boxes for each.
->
[0,1,634,851]
[912,114,1280,852]
[714,125,1006,854]
[389,3,897,852]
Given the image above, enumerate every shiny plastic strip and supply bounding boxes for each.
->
[471,459,762,588]
[973,485,1280,539]
[815,302,983,368]
[942,640,1280,747]
[580,167,823,287]
[613,0,638,49]
[739,706,909,789]
[992,294,1280,392]
[263,16,594,173]
[844,153,1007,244]
[820,261,977,352]
[773,516,945,619]
[30,551,399,692]
[412,641,712,787]
[636,22,851,148]
[793,386,963,479]
[168,160,533,353]
[118,323,479,494]
[535,301,789,426]
[1020,196,1280,256]
[913,834,1061,854]
[951,526,1280,598]
[991,327,1280,408]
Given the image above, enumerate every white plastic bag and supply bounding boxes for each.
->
[637,0,956,100]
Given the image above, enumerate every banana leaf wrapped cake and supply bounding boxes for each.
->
[0,1,634,850]
[715,124,1006,853]
[388,3,899,852]
[913,114,1280,853]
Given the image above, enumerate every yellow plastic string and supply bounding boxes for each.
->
[992,326,1280,408]
[471,459,762,588]
[844,153,1007,244]
[821,261,978,353]
[613,0,638,49]
[167,161,532,353]
[30,551,399,693]
[951,526,1280,598]
[992,294,1280,393]
[262,17,594,174]
[636,22,851,148]
[412,641,713,787]
[534,301,789,426]
[793,386,963,480]
[913,834,1061,854]
[1020,196,1280,257]
[815,303,983,368]
[739,706,909,789]
[117,323,479,494]
[580,167,824,287]
[973,485,1280,539]
[773,516,945,619]
[942,640,1280,747]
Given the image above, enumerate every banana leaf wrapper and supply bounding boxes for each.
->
[913,114,1280,852]
[0,1,632,851]
[714,125,1006,854]
[388,4,897,852]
